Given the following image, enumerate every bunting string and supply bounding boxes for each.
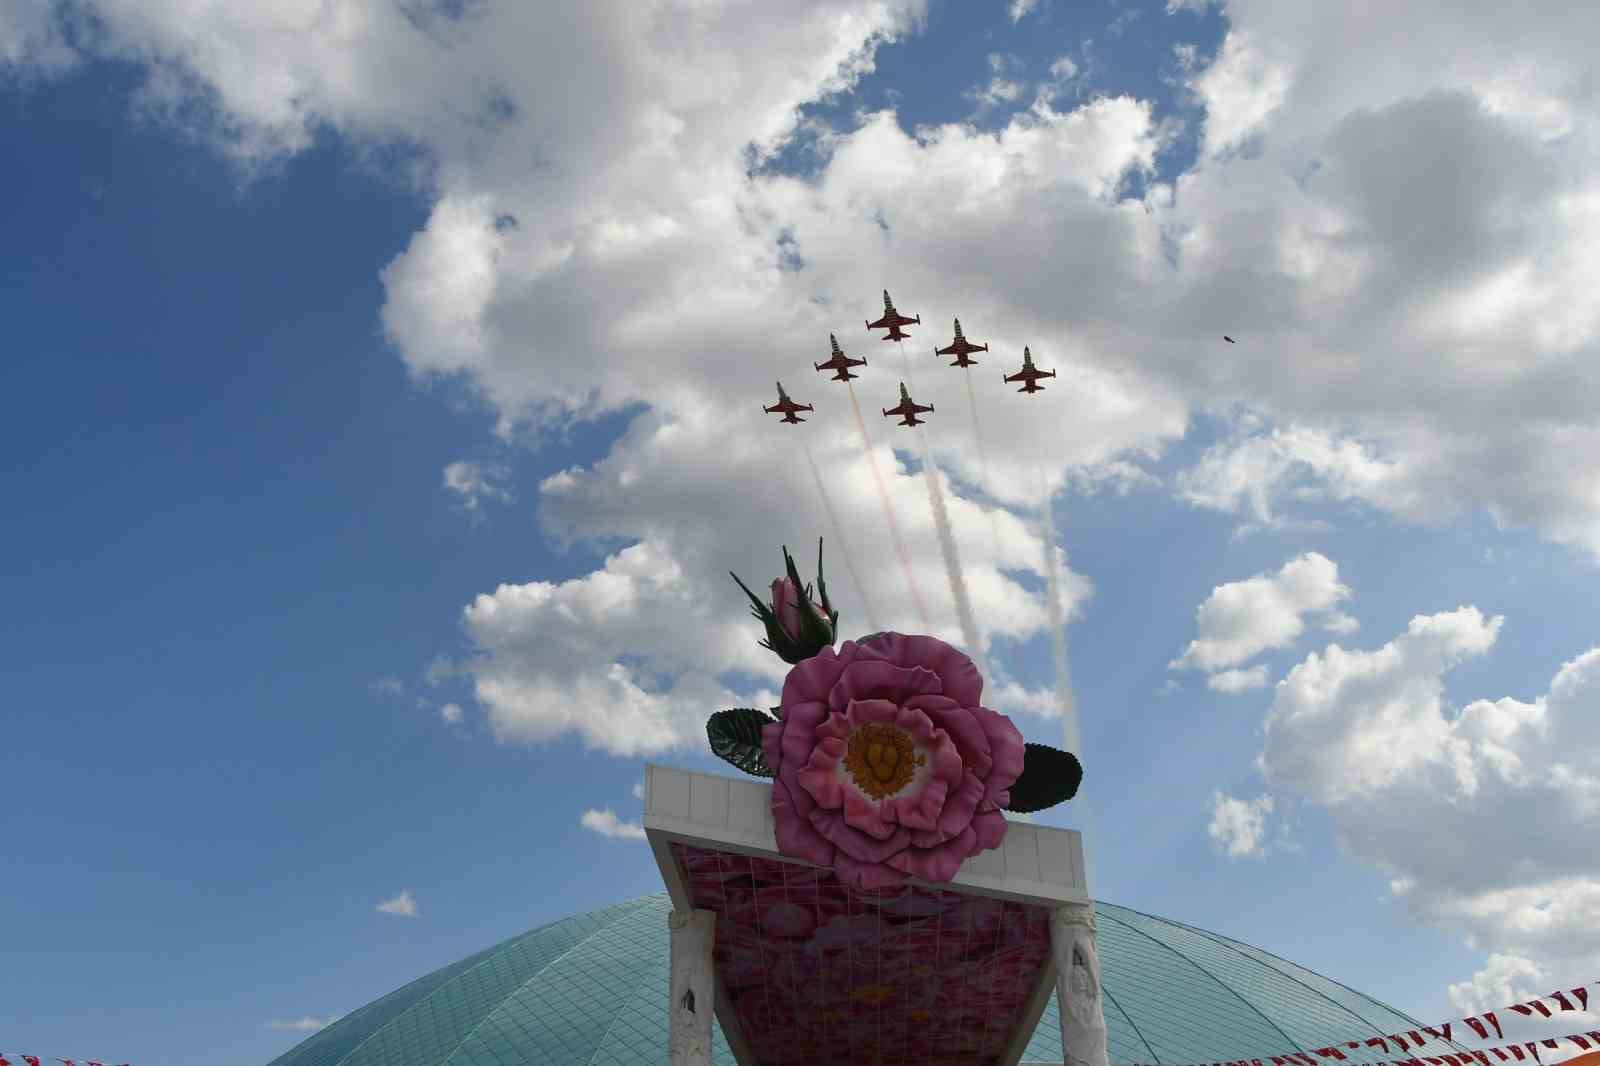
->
[0,1055,129,1066]
[1127,982,1598,1066]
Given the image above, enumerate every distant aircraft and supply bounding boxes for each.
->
[1224,335,1236,344]
[882,381,934,426]
[814,334,868,381]
[763,381,814,423]
[1003,346,1057,394]
[935,318,988,367]
[866,289,921,341]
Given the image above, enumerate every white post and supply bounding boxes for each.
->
[1051,901,1110,1066]
[668,908,717,1066]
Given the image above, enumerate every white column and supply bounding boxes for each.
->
[668,907,717,1066]
[1051,901,1110,1066]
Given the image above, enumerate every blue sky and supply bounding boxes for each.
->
[5,1,1600,1063]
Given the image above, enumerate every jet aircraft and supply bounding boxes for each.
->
[763,381,814,423]
[866,289,921,341]
[882,381,934,427]
[935,318,988,367]
[1003,346,1057,394]
[814,334,868,381]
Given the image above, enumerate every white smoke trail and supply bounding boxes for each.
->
[845,381,931,629]
[1036,463,1096,886]
[802,440,882,633]
[895,337,988,677]
[962,366,1004,562]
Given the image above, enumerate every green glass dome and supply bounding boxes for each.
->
[266,894,1455,1066]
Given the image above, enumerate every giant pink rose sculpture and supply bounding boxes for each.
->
[760,632,1025,890]
[709,540,1084,885]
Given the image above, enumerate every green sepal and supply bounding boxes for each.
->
[707,708,778,778]
[728,540,840,666]
[1003,743,1083,813]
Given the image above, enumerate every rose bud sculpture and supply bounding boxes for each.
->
[707,568,1085,890]
[728,539,838,665]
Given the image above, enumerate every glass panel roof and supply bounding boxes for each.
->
[266,893,1466,1066]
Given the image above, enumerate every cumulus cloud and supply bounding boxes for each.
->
[1007,0,1039,23]
[581,807,646,840]
[443,460,513,514]
[1171,552,1352,673]
[1256,607,1600,986]
[632,779,646,800]
[439,702,463,724]
[370,677,405,698]
[1208,791,1275,857]
[28,2,1600,987]
[1447,954,1599,1056]
[1207,665,1268,692]
[376,889,419,917]
[268,1016,338,1032]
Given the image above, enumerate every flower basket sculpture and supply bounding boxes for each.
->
[709,540,1083,890]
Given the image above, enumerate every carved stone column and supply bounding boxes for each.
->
[1051,901,1110,1066]
[668,908,717,1066]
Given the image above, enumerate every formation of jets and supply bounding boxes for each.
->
[814,334,867,381]
[865,290,920,341]
[935,317,987,368]
[763,288,1062,427]
[763,381,814,423]
[882,381,934,427]
[1004,345,1056,394]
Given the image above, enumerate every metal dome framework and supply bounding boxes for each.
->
[265,892,1465,1066]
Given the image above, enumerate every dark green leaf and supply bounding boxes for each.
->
[1004,743,1083,813]
[707,708,776,778]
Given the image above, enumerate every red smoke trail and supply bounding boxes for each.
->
[845,380,931,629]
[802,440,882,633]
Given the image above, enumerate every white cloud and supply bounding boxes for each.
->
[443,460,513,513]
[376,889,419,917]
[0,1,79,73]
[1322,610,1360,635]
[1208,791,1275,857]
[268,1016,338,1032]
[439,702,463,724]
[370,677,405,697]
[30,0,1600,987]
[1255,605,1600,982]
[1007,0,1038,24]
[631,779,646,800]
[1171,552,1352,672]
[1447,954,1600,1057]
[1208,665,1268,692]
[581,807,646,840]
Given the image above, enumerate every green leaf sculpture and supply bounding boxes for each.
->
[707,708,777,778]
[1003,743,1083,813]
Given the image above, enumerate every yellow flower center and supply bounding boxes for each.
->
[842,722,926,798]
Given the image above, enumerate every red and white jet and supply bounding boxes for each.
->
[1003,346,1056,394]
[882,381,934,426]
[814,334,868,381]
[764,381,814,423]
[866,289,921,341]
[935,318,988,367]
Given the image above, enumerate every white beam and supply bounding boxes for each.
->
[668,907,717,1066]
[1051,901,1110,1066]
